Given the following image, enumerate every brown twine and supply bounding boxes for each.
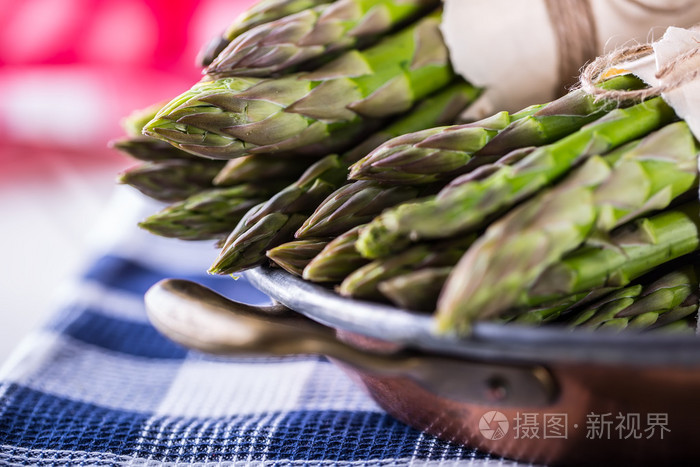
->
[578,40,700,101]
[544,0,698,99]
[544,0,599,95]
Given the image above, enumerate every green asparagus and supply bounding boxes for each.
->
[505,292,595,325]
[568,265,699,332]
[110,137,201,162]
[339,235,474,300]
[348,111,512,184]
[295,180,425,238]
[358,97,677,259]
[138,184,282,241]
[302,225,368,282]
[436,202,700,333]
[348,74,646,184]
[210,156,346,273]
[266,238,330,276]
[519,205,700,307]
[118,160,225,202]
[197,0,334,66]
[436,122,698,328]
[111,102,200,161]
[208,0,439,77]
[213,154,316,185]
[121,101,166,138]
[378,266,451,312]
[209,81,477,273]
[144,12,453,159]
[213,211,310,271]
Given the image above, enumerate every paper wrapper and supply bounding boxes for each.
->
[623,26,700,140]
[618,25,700,200]
[442,0,700,116]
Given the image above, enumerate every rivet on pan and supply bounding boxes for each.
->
[485,375,509,402]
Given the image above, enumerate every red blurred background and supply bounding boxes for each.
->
[0,0,254,363]
[0,0,252,182]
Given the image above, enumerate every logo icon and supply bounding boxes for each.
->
[479,411,509,440]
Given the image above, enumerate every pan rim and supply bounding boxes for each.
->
[243,266,700,366]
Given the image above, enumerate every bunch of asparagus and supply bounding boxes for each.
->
[113,0,470,244]
[112,0,700,336]
[263,82,700,335]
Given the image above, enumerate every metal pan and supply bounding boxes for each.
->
[145,267,700,465]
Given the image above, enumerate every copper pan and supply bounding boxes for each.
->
[144,267,700,465]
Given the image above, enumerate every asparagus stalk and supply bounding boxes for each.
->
[568,265,699,332]
[505,291,596,325]
[653,319,697,334]
[437,122,698,328]
[120,101,166,137]
[339,235,475,300]
[266,238,330,276]
[436,202,700,334]
[339,80,479,164]
[295,180,425,238]
[208,0,439,77]
[382,214,700,323]
[111,102,200,161]
[144,12,454,159]
[197,0,334,67]
[357,96,677,259]
[210,156,346,273]
[348,111,512,184]
[378,266,451,312]
[138,184,281,241]
[348,74,646,184]
[209,81,478,274]
[213,154,317,185]
[302,225,368,282]
[519,204,700,307]
[118,160,225,202]
[110,137,201,162]
[217,211,311,270]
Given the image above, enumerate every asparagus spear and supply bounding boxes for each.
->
[144,12,454,159]
[378,266,451,312]
[382,217,700,323]
[209,81,478,274]
[339,235,475,301]
[266,238,330,276]
[653,319,697,334]
[436,202,700,334]
[213,154,317,185]
[208,0,439,77]
[568,265,699,332]
[197,0,334,67]
[347,111,512,184]
[120,101,166,137]
[110,137,202,162]
[519,204,700,307]
[437,122,698,328]
[302,225,368,282]
[348,74,646,184]
[118,160,225,202]
[210,156,346,273]
[380,205,700,325]
[295,180,425,238]
[357,96,677,259]
[138,184,283,241]
[505,291,598,325]
[111,102,201,161]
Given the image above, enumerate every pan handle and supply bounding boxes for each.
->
[145,279,558,407]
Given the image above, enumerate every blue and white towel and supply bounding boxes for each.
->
[0,188,516,466]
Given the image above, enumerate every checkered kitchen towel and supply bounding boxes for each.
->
[0,189,517,466]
